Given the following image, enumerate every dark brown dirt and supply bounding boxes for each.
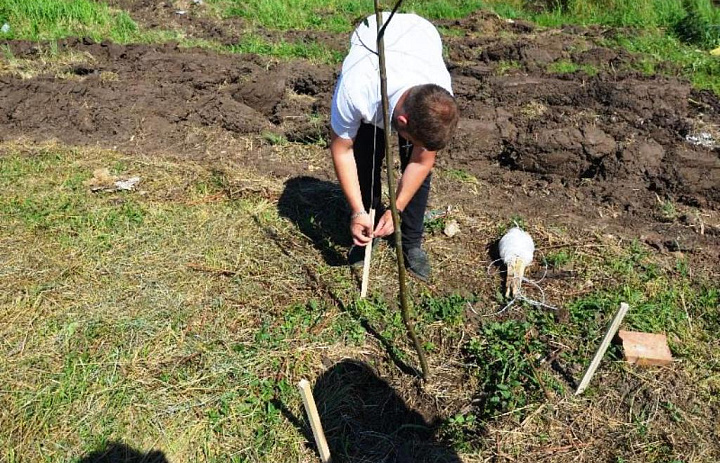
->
[0,9,718,271]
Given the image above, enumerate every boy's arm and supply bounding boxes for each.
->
[330,130,373,246]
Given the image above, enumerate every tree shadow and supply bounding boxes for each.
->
[304,359,462,463]
[77,442,168,463]
[344,302,421,377]
[277,176,351,267]
[253,207,419,377]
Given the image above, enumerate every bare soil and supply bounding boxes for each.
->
[1,10,718,271]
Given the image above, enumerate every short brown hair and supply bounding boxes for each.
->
[403,84,459,151]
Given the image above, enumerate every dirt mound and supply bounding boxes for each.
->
[449,42,719,207]
[0,38,334,152]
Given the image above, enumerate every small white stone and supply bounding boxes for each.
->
[685,132,716,149]
[443,220,460,237]
[114,177,141,191]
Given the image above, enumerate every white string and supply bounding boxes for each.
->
[531,249,548,284]
[480,255,560,317]
[368,14,384,224]
[370,112,378,218]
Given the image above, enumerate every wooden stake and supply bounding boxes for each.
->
[298,379,331,463]
[505,258,526,299]
[360,208,376,298]
[575,302,630,395]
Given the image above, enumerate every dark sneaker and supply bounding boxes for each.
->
[347,239,380,268]
[404,247,430,281]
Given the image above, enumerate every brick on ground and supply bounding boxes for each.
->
[617,330,673,366]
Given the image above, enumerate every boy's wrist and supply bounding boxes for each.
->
[350,210,367,220]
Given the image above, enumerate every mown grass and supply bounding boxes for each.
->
[0,144,335,462]
[1,142,718,462]
[0,0,180,43]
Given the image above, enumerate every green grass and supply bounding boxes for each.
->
[229,33,344,64]
[210,0,488,33]
[0,145,336,462]
[444,168,480,183]
[607,32,720,94]
[494,59,523,75]
[673,0,720,48]
[547,59,599,75]
[491,0,720,94]
[0,0,178,43]
[529,0,687,29]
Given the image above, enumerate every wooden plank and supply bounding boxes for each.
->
[298,379,331,463]
[360,208,376,299]
[575,302,630,395]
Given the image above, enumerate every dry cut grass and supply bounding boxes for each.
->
[0,140,718,463]
[0,44,96,79]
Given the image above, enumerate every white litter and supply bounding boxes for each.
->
[85,168,141,193]
[114,177,141,191]
[685,132,717,149]
[1,23,10,34]
[176,10,187,15]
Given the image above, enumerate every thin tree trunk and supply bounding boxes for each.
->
[373,0,429,379]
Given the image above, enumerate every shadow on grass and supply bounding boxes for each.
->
[254,208,421,377]
[344,301,421,377]
[279,359,462,463]
[277,176,351,267]
[77,442,168,463]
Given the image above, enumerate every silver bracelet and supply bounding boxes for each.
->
[350,210,367,220]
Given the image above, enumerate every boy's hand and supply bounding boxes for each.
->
[350,212,373,246]
[373,209,395,237]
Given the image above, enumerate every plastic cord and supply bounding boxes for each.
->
[483,255,560,317]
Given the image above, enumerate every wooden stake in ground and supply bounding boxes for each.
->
[575,302,630,395]
[360,208,376,298]
[298,379,331,463]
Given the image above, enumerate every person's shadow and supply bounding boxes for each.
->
[76,442,168,463]
[299,359,462,462]
[277,176,351,266]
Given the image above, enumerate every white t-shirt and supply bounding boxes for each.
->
[330,13,453,140]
